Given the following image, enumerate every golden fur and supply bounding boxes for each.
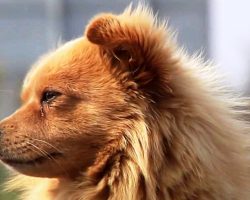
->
[0,5,250,200]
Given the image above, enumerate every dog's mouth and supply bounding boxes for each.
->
[1,152,63,166]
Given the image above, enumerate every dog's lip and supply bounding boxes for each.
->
[1,152,63,166]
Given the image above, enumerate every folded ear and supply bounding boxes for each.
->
[85,8,176,98]
[86,14,123,46]
[86,13,144,72]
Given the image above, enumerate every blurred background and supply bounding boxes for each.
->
[0,0,249,199]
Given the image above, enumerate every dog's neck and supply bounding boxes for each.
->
[72,105,250,200]
[43,119,158,200]
[79,120,153,199]
[49,115,202,200]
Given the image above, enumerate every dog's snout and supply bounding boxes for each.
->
[0,119,16,137]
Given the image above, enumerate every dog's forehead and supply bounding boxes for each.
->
[21,37,99,100]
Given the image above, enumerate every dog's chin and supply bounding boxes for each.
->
[1,153,68,178]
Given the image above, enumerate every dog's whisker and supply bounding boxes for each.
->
[26,141,51,158]
[31,138,63,153]
[25,145,45,159]
[26,141,69,177]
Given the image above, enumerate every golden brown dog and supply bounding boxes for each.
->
[0,5,250,200]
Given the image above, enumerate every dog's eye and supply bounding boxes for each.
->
[41,91,61,103]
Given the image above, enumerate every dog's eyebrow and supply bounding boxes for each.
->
[20,87,30,103]
[20,84,38,103]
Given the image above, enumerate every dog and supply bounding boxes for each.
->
[0,5,249,200]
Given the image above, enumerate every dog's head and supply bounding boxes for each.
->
[0,8,176,178]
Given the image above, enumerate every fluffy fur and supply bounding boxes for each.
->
[0,5,250,200]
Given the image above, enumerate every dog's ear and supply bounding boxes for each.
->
[85,9,176,98]
[86,14,144,72]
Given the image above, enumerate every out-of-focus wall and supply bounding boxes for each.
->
[209,0,250,92]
